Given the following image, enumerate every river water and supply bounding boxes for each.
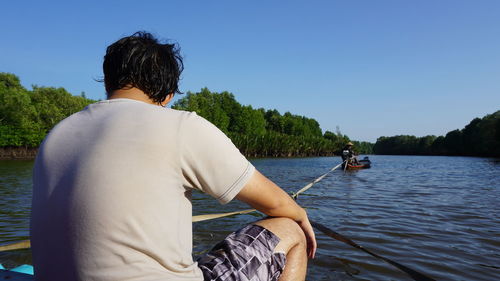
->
[1,156,499,280]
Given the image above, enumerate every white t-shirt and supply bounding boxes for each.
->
[31,98,255,281]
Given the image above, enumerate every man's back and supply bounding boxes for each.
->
[31,99,254,280]
[31,31,316,281]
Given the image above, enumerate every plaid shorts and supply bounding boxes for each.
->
[197,224,286,281]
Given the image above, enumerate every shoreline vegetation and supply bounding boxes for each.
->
[1,72,498,159]
[0,72,373,160]
[373,110,499,157]
[171,88,373,157]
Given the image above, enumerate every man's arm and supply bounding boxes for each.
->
[235,170,317,258]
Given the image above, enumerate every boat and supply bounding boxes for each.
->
[0,264,34,280]
[342,156,371,170]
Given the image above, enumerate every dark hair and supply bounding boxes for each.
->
[103,31,184,103]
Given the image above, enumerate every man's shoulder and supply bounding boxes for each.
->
[86,100,197,121]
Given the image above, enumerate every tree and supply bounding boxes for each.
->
[443,129,463,155]
[172,88,230,133]
[264,109,284,133]
[0,73,41,146]
[0,73,95,147]
[416,135,436,155]
[172,88,364,157]
[373,110,499,157]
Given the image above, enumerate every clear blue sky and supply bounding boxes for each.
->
[1,0,499,142]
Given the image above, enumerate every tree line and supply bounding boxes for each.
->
[373,110,500,157]
[0,73,95,147]
[1,73,373,157]
[172,88,373,157]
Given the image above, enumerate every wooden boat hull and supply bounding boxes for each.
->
[342,157,371,170]
[0,264,34,280]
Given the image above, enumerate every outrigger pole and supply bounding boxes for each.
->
[310,221,436,281]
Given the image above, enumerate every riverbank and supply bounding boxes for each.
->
[0,146,337,160]
[0,147,38,160]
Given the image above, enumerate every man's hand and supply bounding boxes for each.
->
[236,170,317,258]
[297,210,317,258]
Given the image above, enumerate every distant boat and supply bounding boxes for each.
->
[342,156,371,170]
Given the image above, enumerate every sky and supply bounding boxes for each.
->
[1,0,499,142]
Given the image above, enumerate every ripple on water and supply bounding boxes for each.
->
[1,156,500,280]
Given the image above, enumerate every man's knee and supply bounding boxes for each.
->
[254,217,306,254]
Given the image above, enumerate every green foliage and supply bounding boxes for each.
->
[173,88,234,133]
[31,86,92,132]
[323,127,356,153]
[374,135,422,155]
[1,73,374,157]
[0,73,24,90]
[373,110,500,157]
[0,72,96,147]
[351,141,374,154]
[173,88,371,157]
[228,131,338,157]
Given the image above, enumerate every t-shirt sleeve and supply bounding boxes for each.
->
[179,112,255,204]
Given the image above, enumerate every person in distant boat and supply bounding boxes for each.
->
[31,31,316,281]
[342,142,359,165]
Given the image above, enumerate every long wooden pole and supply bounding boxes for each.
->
[1,161,344,252]
[310,221,436,281]
[0,240,30,252]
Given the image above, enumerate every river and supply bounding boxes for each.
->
[1,156,499,280]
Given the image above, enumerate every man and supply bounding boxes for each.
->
[341,142,359,165]
[31,32,316,281]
